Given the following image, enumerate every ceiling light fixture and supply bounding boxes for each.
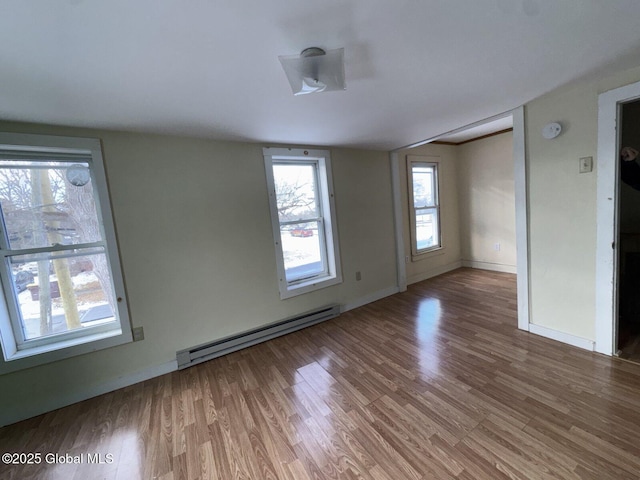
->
[279,47,346,96]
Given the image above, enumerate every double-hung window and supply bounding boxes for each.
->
[408,156,441,255]
[263,148,342,298]
[0,133,132,372]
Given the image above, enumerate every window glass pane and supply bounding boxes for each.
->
[412,165,435,208]
[0,161,102,250]
[280,221,325,282]
[415,209,439,250]
[273,163,319,222]
[9,251,116,341]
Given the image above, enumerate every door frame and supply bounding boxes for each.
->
[595,80,640,355]
[512,106,529,331]
[390,106,529,329]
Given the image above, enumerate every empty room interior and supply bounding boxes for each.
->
[2,2,640,479]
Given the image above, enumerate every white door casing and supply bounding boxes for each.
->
[595,80,640,355]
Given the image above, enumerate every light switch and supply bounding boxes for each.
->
[579,156,593,173]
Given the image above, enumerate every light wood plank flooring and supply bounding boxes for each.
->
[2,268,640,479]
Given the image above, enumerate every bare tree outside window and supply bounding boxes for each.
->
[0,161,116,341]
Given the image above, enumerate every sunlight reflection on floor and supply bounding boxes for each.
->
[416,297,442,377]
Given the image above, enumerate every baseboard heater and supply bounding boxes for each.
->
[176,304,340,370]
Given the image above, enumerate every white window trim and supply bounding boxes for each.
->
[263,147,342,299]
[0,133,132,374]
[407,156,442,257]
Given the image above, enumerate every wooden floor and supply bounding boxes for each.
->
[3,268,640,479]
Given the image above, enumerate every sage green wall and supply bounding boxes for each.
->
[525,65,640,341]
[457,132,516,270]
[0,122,397,425]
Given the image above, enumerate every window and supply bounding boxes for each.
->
[263,148,342,298]
[0,133,132,372]
[408,156,441,255]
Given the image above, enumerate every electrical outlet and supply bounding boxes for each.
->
[494,243,501,251]
[405,255,410,263]
[132,327,144,342]
[355,271,362,281]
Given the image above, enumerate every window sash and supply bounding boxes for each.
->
[408,159,441,255]
[273,161,321,223]
[1,245,118,348]
[283,218,330,284]
[414,206,440,252]
[273,161,329,285]
[0,160,106,252]
[412,166,437,208]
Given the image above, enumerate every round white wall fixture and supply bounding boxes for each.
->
[542,122,562,139]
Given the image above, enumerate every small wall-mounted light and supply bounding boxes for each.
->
[542,122,562,139]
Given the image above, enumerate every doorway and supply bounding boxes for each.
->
[390,107,528,330]
[596,79,640,356]
[617,100,640,361]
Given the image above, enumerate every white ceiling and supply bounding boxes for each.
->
[431,116,514,145]
[2,1,640,151]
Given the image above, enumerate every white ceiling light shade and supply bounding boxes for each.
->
[279,47,346,96]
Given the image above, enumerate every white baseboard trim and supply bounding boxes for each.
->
[528,324,595,351]
[407,261,462,285]
[3,286,404,427]
[342,285,400,312]
[461,260,517,274]
[1,359,178,427]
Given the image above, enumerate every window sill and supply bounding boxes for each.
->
[0,327,132,375]
[280,274,342,299]
[412,246,445,262]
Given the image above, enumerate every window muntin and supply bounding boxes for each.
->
[273,163,320,221]
[0,133,132,370]
[264,148,342,298]
[408,159,441,255]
